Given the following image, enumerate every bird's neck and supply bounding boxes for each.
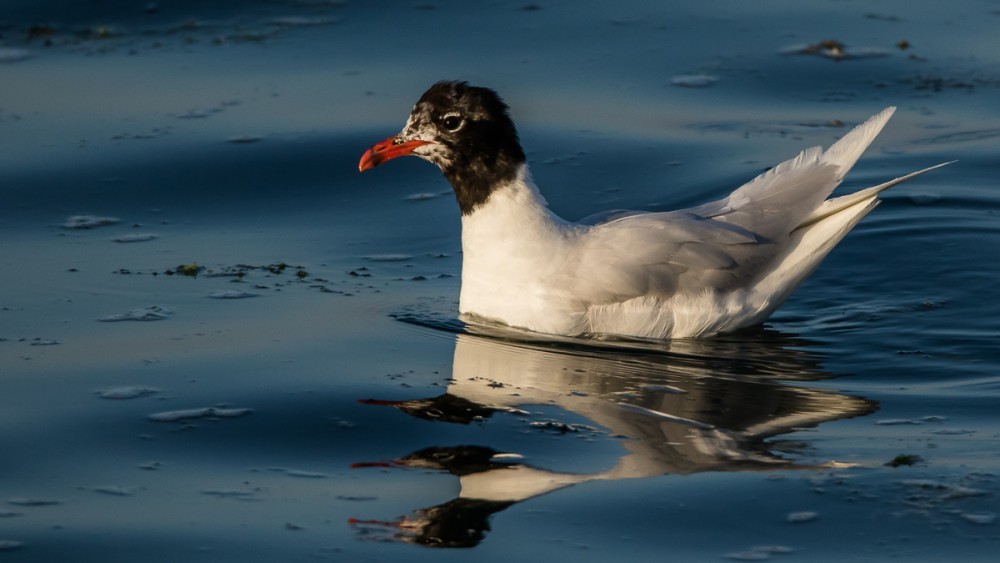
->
[445,150,526,216]
[457,165,577,330]
[458,165,559,235]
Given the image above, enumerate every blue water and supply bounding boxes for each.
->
[2,1,999,561]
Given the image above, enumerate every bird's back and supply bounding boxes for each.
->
[573,107,920,338]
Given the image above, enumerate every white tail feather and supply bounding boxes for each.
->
[798,161,955,229]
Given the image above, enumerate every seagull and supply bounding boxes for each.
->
[359,81,949,339]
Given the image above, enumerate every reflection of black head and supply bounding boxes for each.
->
[395,445,513,475]
[360,393,499,424]
[401,497,515,548]
[350,445,522,547]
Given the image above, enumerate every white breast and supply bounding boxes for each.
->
[458,167,588,335]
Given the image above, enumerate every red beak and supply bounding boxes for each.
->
[358,136,433,172]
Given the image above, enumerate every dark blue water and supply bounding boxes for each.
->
[2,1,999,561]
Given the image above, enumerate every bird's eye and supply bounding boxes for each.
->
[441,114,464,131]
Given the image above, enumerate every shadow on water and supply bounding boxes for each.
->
[349,321,877,547]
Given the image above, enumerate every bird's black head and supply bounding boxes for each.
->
[360,81,526,215]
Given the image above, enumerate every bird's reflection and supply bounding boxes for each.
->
[350,327,876,547]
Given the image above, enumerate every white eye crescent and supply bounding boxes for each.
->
[441,113,464,131]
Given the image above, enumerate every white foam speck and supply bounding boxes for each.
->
[207,290,260,299]
[62,215,121,229]
[98,386,159,400]
[98,305,173,322]
[960,512,996,525]
[786,511,818,523]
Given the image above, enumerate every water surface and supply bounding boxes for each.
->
[2,1,999,561]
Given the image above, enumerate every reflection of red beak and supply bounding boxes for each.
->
[358,136,433,172]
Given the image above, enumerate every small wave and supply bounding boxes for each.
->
[912,128,1000,145]
[390,308,467,334]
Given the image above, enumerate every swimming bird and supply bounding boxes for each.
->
[359,81,948,339]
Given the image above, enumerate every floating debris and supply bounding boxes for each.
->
[138,461,163,471]
[29,338,61,346]
[885,454,923,467]
[170,262,202,276]
[780,40,890,60]
[207,290,260,299]
[0,510,22,518]
[785,511,818,523]
[98,305,173,322]
[671,74,719,88]
[113,233,157,243]
[62,215,121,229]
[148,406,252,422]
[0,540,23,551]
[97,386,159,400]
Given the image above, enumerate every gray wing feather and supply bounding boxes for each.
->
[564,107,901,307]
